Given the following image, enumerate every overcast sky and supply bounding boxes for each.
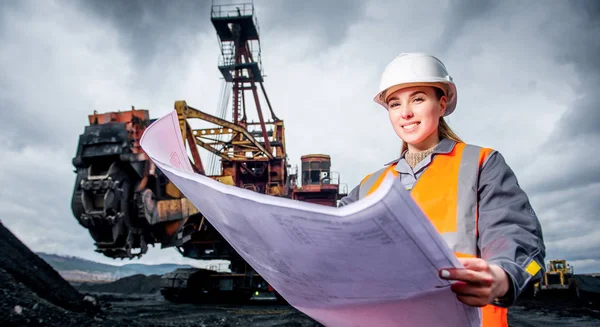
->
[1,0,599,273]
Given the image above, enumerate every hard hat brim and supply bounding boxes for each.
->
[373,81,457,116]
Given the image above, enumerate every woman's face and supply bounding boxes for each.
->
[386,86,446,151]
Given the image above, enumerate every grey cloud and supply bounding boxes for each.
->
[534,186,599,237]
[529,1,600,193]
[0,152,86,254]
[545,2,600,140]
[0,100,44,153]
[525,145,600,196]
[76,0,366,66]
[77,0,211,67]
[555,95,600,139]
[0,105,23,151]
[256,0,366,50]
[0,7,33,149]
[0,0,19,11]
[546,239,600,269]
[436,0,497,52]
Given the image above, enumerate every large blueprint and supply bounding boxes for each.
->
[139,110,481,327]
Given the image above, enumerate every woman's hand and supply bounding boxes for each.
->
[439,258,510,307]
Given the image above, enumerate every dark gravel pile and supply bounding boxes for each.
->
[514,297,600,320]
[0,221,100,326]
[77,274,163,294]
[0,268,100,326]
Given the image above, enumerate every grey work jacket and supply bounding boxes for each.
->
[338,138,546,307]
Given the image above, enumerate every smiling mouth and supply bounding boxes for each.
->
[402,122,420,130]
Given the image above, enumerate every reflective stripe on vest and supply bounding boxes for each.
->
[358,142,507,327]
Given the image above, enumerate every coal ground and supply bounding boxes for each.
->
[70,287,600,327]
[2,221,600,326]
[76,274,164,295]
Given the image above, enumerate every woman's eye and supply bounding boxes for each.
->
[414,97,424,103]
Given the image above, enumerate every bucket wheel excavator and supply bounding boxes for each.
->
[70,2,347,302]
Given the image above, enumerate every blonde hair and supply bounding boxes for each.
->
[401,118,463,153]
[400,87,464,153]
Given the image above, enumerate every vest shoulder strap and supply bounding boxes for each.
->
[358,165,396,199]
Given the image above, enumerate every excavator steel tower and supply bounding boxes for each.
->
[70,1,348,302]
[180,2,287,197]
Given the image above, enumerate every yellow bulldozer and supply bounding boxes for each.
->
[540,259,574,290]
[531,259,600,306]
[530,259,575,299]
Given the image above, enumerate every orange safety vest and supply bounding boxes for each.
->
[358,142,508,327]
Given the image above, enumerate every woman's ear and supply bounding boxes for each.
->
[439,95,447,117]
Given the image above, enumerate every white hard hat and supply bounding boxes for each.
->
[373,53,457,116]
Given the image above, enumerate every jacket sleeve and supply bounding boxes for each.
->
[477,150,546,307]
[337,184,360,207]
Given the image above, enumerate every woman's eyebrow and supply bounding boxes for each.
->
[389,91,425,101]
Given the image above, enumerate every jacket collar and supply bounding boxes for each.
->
[384,138,457,166]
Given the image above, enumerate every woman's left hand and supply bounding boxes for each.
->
[439,258,510,307]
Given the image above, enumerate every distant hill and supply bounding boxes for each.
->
[37,252,193,283]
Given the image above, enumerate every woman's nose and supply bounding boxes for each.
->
[401,107,414,120]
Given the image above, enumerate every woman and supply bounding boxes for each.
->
[339,53,545,326]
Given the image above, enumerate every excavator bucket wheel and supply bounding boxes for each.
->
[104,163,150,258]
[70,169,87,224]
